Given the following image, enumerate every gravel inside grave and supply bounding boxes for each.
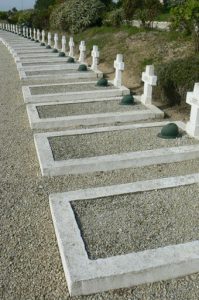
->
[37,100,146,118]
[20,58,69,64]
[30,82,116,95]
[1,35,199,300]
[71,184,199,259]
[49,127,199,160]
[26,69,92,76]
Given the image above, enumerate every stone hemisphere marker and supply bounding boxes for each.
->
[78,41,86,64]
[91,45,100,72]
[141,65,157,105]
[186,82,199,137]
[114,54,124,88]
[69,37,75,57]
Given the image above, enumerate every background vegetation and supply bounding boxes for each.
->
[0,0,198,108]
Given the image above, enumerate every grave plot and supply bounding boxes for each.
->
[13,48,54,54]
[15,52,62,59]
[49,173,199,296]
[34,121,199,176]
[22,80,130,103]
[15,56,70,64]
[18,66,102,81]
[16,60,72,69]
[26,96,163,129]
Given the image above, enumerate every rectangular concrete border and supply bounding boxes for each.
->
[26,96,164,129]
[16,62,82,71]
[18,67,102,81]
[33,120,199,176]
[22,80,130,103]
[49,173,199,296]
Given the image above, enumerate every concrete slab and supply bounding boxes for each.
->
[49,173,199,296]
[22,80,130,104]
[34,121,199,176]
[18,67,102,81]
[26,96,164,129]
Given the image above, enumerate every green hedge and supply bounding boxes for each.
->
[156,56,199,105]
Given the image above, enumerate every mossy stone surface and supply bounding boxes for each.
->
[59,52,65,57]
[158,123,182,139]
[96,78,108,87]
[67,57,75,63]
[78,64,88,71]
[120,95,135,105]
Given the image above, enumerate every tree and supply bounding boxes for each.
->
[34,0,56,10]
[171,0,199,52]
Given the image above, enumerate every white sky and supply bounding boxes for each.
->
[0,0,35,11]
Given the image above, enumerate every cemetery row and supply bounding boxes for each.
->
[0,23,199,297]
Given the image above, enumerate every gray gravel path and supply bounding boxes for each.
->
[30,82,116,95]
[49,127,198,160]
[72,184,199,259]
[0,35,199,300]
[37,100,145,118]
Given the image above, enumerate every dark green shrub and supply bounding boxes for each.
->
[156,56,199,105]
[103,8,125,26]
[50,0,105,33]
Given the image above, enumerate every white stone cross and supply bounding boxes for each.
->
[61,36,66,53]
[29,28,32,39]
[33,28,36,40]
[113,54,124,88]
[47,32,52,47]
[41,30,45,44]
[69,37,74,57]
[91,45,100,71]
[54,33,58,49]
[26,27,29,38]
[78,41,86,63]
[141,65,157,105]
[23,26,26,36]
[186,83,199,137]
[37,29,40,42]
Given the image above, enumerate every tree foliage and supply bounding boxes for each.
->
[50,0,105,33]
[34,0,56,10]
[170,0,199,52]
[122,0,162,26]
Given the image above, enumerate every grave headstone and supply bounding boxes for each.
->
[141,65,157,105]
[69,37,74,57]
[29,28,32,40]
[186,83,199,137]
[52,33,59,52]
[33,28,36,41]
[26,27,29,38]
[113,54,124,88]
[91,45,99,71]
[62,36,66,52]
[78,41,86,64]
[41,30,45,46]
[46,32,52,49]
[37,29,40,42]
